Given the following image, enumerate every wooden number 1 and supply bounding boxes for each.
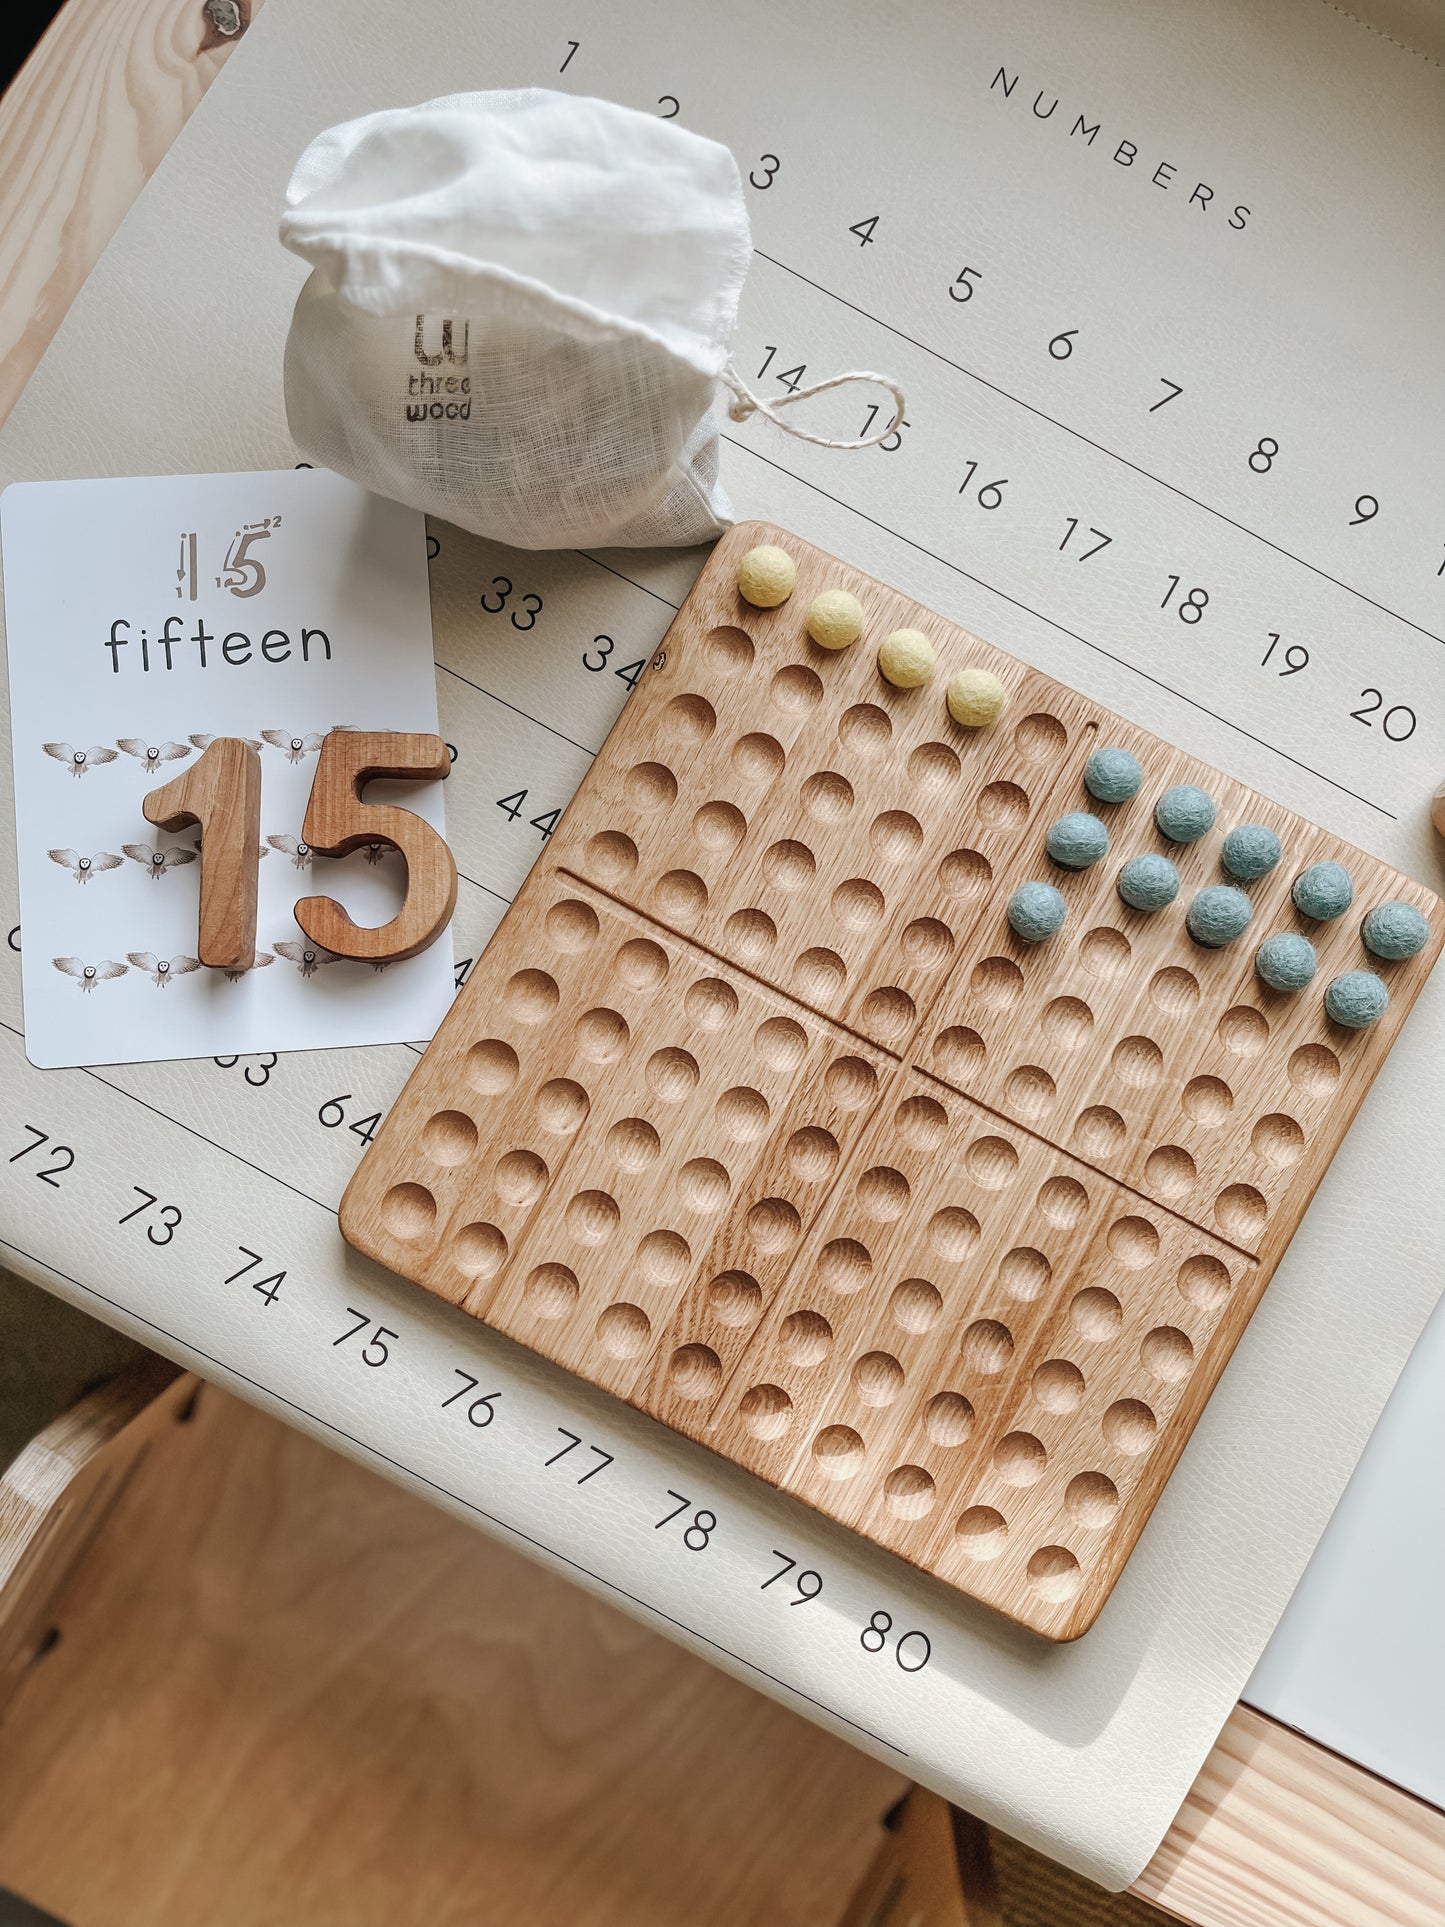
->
[144,737,261,969]
[295,731,456,963]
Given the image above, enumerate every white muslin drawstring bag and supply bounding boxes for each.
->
[279,89,903,550]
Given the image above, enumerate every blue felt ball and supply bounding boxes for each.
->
[1046,811,1110,870]
[1008,881,1067,943]
[1221,824,1282,881]
[1084,748,1143,804]
[1293,861,1354,921]
[1255,933,1317,992]
[1117,854,1179,912]
[1325,970,1388,1028]
[1362,900,1430,961]
[1155,784,1217,844]
[1187,885,1254,948]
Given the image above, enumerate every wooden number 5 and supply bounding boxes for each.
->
[295,731,456,963]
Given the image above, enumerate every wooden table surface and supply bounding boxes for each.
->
[1,4,1441,1922]
[0,1372,906,1927]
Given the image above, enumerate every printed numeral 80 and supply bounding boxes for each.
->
[859,1609,931,1672]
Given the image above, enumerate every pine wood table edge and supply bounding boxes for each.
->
[0,6,1439,1921]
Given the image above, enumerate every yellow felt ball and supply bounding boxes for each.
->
[946,666,1006,728]
[806,589,864,650]
[877,628,936,689]
[737,544,796,609]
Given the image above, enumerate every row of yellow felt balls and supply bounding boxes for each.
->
[736,544,1004,728]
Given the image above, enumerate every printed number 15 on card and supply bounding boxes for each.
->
[143,730,456,972]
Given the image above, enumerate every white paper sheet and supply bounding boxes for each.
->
[0,0,1441,1889]
[1247,1283,1445,1810]
[3,470,450,1067]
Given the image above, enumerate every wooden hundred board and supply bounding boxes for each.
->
[340,522,1441,1639]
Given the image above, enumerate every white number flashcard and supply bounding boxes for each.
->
[2,469,453,1067]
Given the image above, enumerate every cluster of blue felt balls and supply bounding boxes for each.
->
[1004,746,1431,1029]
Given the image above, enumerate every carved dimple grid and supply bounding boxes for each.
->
[341,522,1442,1638]
[918,724,1384,1259]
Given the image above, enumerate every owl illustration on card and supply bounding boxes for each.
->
[117,737,192,778]
[53,956,127,991]
[48,849,123,884]
[188,732,263,753]
[274,939,341,978]
[222,950,276,984]
[265,833,314,870]
[126,951,201,987]
[122,843,199,881]
[261,730,325,764]
[43,742,119,778]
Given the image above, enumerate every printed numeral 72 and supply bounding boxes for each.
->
[9,1125,74,1188]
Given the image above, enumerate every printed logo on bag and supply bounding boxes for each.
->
[407,316,471,422]
[279,91,741,546]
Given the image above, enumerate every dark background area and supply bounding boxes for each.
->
[4,2,65,91]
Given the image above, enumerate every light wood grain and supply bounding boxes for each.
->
[0,1380,901,1927]
[0,0,261,432]
[296,728,457,961]
[1134,1704,1445,1927]
[340,519,1442,1639]
[145,734,262,967]
[994,1826,1176,1927]
[0,1355,182,1718]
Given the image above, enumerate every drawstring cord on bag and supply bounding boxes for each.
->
[719,365,907,450]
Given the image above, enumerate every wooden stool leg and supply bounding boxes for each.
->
[950,1808,1003,1925]
[838,1787,1001,1926]
[0,1357,184,1721]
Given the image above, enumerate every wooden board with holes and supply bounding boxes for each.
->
[339,521,1442,1639]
